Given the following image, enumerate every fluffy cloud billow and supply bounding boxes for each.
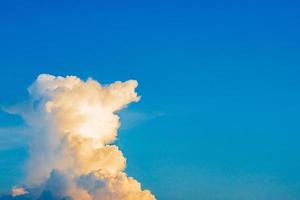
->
[0,74,155,200]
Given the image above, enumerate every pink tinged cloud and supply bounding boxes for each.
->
[11,187,28,197]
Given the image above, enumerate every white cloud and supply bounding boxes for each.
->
[6,74,156,200]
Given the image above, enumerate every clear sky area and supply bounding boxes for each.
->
[0,1,300,200]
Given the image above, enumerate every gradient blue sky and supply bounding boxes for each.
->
[1,0,300,199]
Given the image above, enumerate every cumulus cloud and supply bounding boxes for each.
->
[2,74,155,200]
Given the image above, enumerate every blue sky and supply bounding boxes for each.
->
[1,0,300,199]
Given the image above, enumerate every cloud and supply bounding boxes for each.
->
[1,74,156,200]
[11,187,28,197]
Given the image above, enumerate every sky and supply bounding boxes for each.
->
[0,0,300,199]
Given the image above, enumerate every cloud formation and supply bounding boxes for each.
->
[2,74,155,200]
[11,187,28,197]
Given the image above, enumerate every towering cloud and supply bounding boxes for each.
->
[5,74,155,200]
